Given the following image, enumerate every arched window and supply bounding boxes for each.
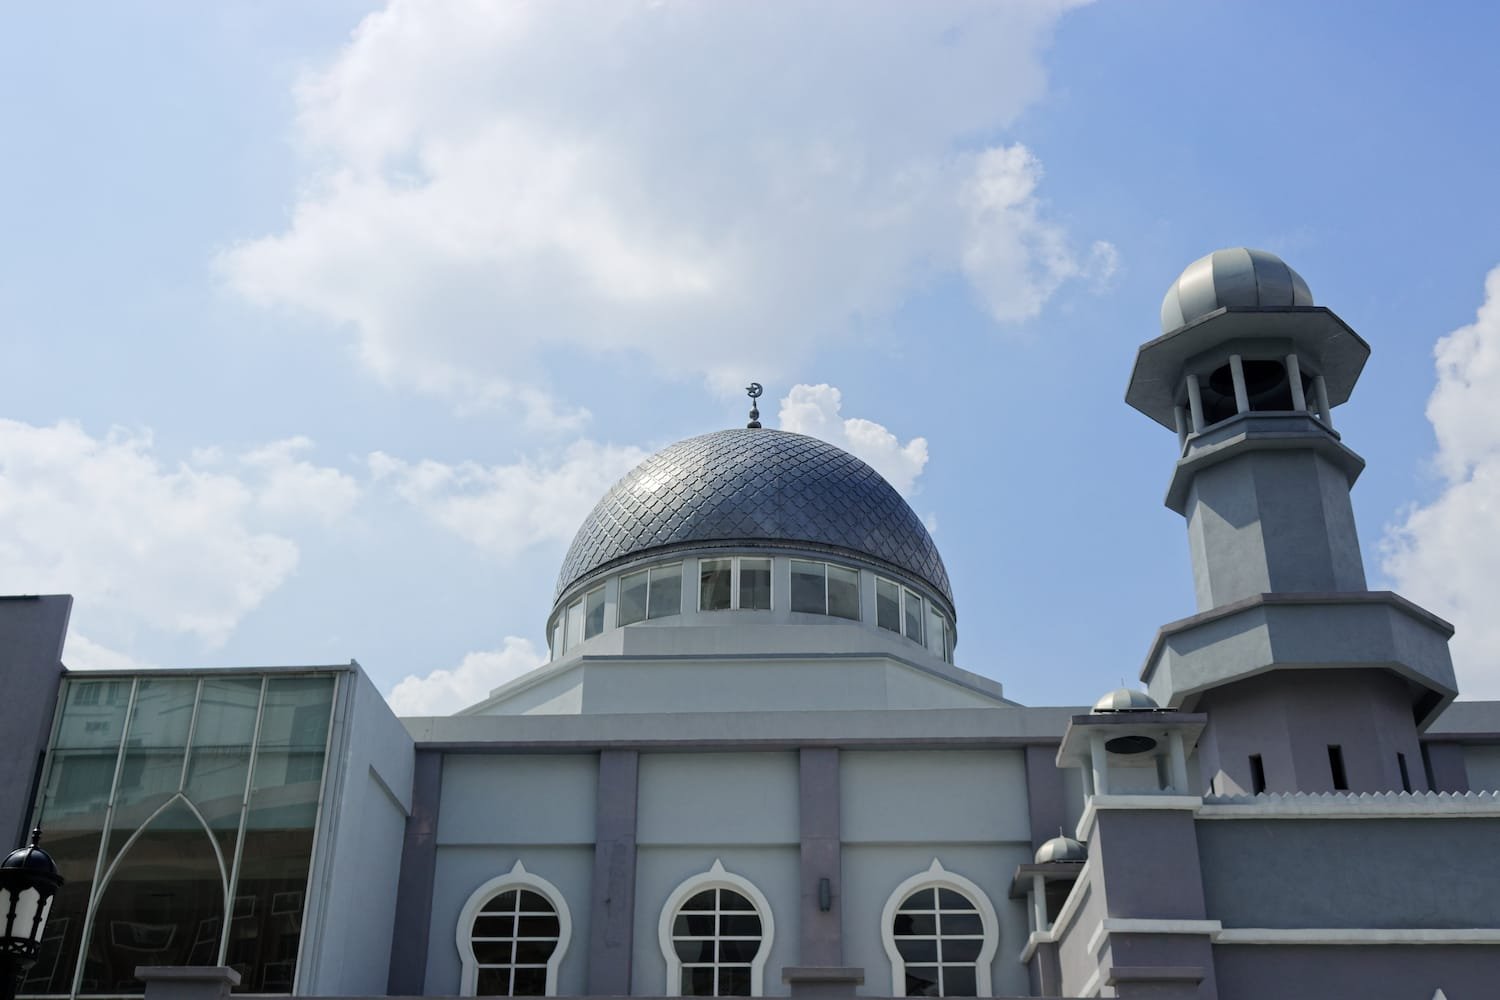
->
[457,862,572,997]
[880,860,999,997]
[658,860,774,997]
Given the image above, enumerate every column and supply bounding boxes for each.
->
[1285,354,1307,412]
[588,749,640,995]
[1229,355,1250,414]
[1186,374,1205,432]
[784,748,863,998]
[386,750,444,995]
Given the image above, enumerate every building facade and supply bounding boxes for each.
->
[7,249,1500,1000]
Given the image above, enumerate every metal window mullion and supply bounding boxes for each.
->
[178,677,205,792]
[218,674,269,967]
[70,676,141,1000]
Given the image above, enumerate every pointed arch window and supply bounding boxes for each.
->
[28,672,338,996]
[659,861,774,997]
[880,860,999,997]
[457,862,571,997]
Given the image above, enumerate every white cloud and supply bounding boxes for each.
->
[63,634,148,671]
[370,439,649,558]
[777,383,928,495]
[241,437,362,522]
[220,0,1109,407]
[1382,265,1500,696]
[0,421,356,649]
[386,637,545,715]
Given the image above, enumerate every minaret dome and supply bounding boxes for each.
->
[1160,247,1314,334]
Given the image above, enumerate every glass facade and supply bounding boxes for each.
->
[26,672,338,997]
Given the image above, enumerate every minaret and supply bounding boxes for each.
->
[1127,248,1458,795]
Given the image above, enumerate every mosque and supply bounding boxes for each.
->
[4,249,1500,1000]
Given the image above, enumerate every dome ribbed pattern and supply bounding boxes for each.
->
[1160,247,1314,334]
[555,429,951,605]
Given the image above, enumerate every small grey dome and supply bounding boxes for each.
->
[555,428,951,605]
[1160,248,1314,334]
[1034,835,1087,865]
[1092,688,1160,713]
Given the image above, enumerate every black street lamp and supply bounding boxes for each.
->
[0,830,64,1000]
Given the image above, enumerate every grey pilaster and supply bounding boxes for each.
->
[588,749,640,995]
[798,748,842,966]
[386,750,443,995]
[0,595,71,848]
[1023,744,1066,850]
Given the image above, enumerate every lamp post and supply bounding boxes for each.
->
[0,830,64,1000]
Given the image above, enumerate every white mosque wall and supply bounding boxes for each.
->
[839,749,1033,996]
[428,754,600,994]
[298,666,415,996]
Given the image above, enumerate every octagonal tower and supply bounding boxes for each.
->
[1128,249,1457,795]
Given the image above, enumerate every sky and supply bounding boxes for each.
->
[4,1,1500,712]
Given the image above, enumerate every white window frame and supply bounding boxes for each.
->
[457,860,573,998]
[698,557,775,612]
[876,577,927,645]
[620,562,684,624]
[790,559,860,620]
[658,859,775,997]
[879,859,999,997]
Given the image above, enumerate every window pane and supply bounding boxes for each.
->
[514,938,557,964]
[674,938,715,963]
[739,558,772,610]
[876,579,901,632]
[790,560,825,613]
[718,938,759,963]
[941,913,982,936]
[476,968,511,996]
[682,890,717,911]
[674,914,715,937]
[517,890,550,911]
[585,587,606,639]
[484,891,518,914]
[474,915,513,937]
[550,620,563,659]
[895,938,937,962]
[936,888,974,910]
[619,571,648,625]
[647,564,682,619]
[564,599,585,652]
[684,967,715,996]
[718,890,755,911]
[720,914,761,937]
[472,939,514,964]
[719,966,753,996]
[944,966,978,996]
[893,913,936,936]
[512,967,548,996]
[898,888,937,912]
[517,914,560,937]
[904,966,940,997]
[904,590,924,643]
[943,938,983,963]
[827,565,860,620]
[699,559,733,611]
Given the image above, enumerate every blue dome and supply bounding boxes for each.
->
[555,428,952,606]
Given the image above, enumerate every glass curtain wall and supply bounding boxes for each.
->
[23,672,338,998]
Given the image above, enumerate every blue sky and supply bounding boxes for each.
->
[3,1,1499,710]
